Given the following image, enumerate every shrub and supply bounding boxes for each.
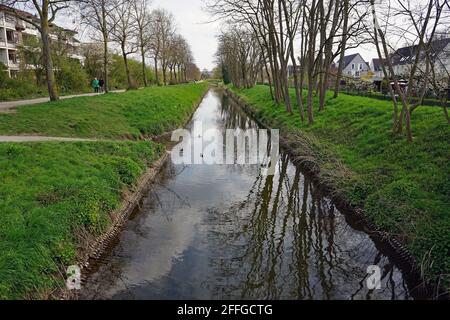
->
[56,59,90,93]
[0,65,45,101]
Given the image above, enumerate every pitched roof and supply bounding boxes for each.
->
[342,53,358,68]
[371,58,387,71]
[340,53,370,70]
[391,38,450,66]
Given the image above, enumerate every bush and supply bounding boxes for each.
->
[0,64,46,101]
[0,61,91,101]
[109,55,155,89]
[56,59,90,94]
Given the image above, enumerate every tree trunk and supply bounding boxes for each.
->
[40,16,58,101]
[141,46,147,87]
[333,0,349,99]
[102,3,109,93]
[162,61,167,85]
[122,48,132,89]
[103,33,109,93]
[154,57,159,85]
[371,0,412,142]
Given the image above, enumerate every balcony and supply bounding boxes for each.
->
[5,41,18,49]
[15,21,26,31]
[8,60,19,70]
[4,15,17,29]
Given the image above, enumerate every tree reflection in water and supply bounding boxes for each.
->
[203,95,412,300]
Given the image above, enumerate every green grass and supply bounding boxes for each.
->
[0,83,208,299]
[0,141,164,299]
[0,83,208,139]
[231,85,450,290]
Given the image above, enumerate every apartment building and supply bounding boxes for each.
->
[0,5,83,78]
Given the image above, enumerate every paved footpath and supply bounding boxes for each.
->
[0,136,97,143]
[0,89,132,143]
[0,90,126,112]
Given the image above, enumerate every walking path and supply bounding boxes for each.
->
[0,90,126,112]
[0,136,97,143]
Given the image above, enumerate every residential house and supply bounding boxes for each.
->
[370,58,386,92]
[371,58,385,78]
[391,38,450,78]
[337,53,370,78]
[0,4,83,78]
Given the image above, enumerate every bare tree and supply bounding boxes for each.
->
[2,0,75,100]
[109,0,138,89]
[216,25,262,89]
[370,0,448,142]
[79,0,118,93]
[132,0,152,87]
[167,34,192,84]
[147,9,175,86]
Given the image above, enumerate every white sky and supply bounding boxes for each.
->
[56,0,380,70]
[151,0,221,70]
[150,0,378,68]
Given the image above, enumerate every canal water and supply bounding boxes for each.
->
[80,88,417,300]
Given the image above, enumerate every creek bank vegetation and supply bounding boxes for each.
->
[0,83,208,299]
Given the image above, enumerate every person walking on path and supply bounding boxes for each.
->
[92,78,100,93]
[99,79,105,93]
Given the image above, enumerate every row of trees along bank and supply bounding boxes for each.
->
[208,0,450,143]
[2,0,201,100]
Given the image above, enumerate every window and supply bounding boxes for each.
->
[8,51,17,64]
[6,30,14,42]
[6,30,19,43]
[351,63,355,70]
[359,63,363,70]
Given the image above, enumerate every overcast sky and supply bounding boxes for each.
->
[142,0,377,68]
[151,0,221,70]
[56,0,379,70]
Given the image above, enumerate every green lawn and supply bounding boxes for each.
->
[0,83,208,139]
[231,85,450,290]
[0,84,208,299]
[0,141,164,299]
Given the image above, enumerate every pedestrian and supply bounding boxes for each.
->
[99,79,104,93]
[92,78,100,93]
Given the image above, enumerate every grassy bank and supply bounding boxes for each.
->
[0,141,164,299]
[0,83,208,139]
[230,85,450,291]
[0,83,208,299]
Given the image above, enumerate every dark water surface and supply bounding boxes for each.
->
[80,89,418,300]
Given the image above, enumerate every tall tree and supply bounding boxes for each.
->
[109,0,138,90]
[3,0,74,100]
[79,0,118,93]
[370,0,447,142]
[148,9,174,86]
[132,0,152,87]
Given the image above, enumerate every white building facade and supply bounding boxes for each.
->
[0,5,83,78]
